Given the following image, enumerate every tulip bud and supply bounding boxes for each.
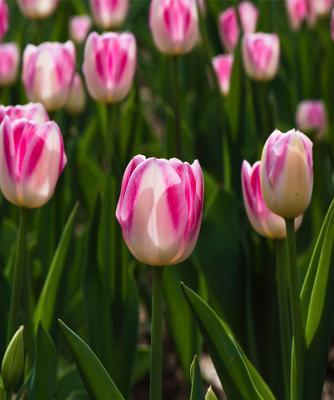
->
[212,54,233,96]
[149,0,199,56]
[296,100,327,139]
[17,0,59,19]
[0,0,8,40]
[285,0,308,30]
[0,43,20,86]
[0,116,67,208]
[83,31,136,104]
[242,33,280,81]
[205,386,218,400]
[260,129,313,219]
[1,326,24,392]
[238,1,259,34]
[0,103,49,124]
[69,15,91,44]
[90,0,128,29]
[116,155,204,266]
[65,73,86,115]
[242,160,302,238]
[218,7,239,53]
[22,41,76,111]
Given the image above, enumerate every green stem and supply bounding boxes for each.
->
[285,218,305,400]
[170,56,181,158]
[274,239,291,400]
[7,208,29,343]
[150,267,164,400]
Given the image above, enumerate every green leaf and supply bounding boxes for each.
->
[190,355,205,400]
[58,319,125,400]
[182,284,275,400]
[56,364,84,400]
[34,204,78,331]
[205,386,218,400]
[29,324,57,400]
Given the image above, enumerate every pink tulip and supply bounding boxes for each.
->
[0,43,19,86]
[65,73,86,115]
[238,1,259,34]
[149,0,199,55]
[69,15,92,44]
[261,129,313,218]
[285,0,308,30]
[0,103,49,124]
[212,54,233,96]
[296,100,327,138]
[218,7,239,53]
[242,33,280,81]
[22,41,76,111]
[242,160,302,238]
[90,0,129,29]
[0,0,8,40]
[116,155,204,266]
[17,0,59,19]
[309,0,333,18]
[82,32,136,103]
[0,116,66,208]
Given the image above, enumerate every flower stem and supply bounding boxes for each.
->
[285,218,305,400]
[7,208,29,343]
[170,56,181,158]
[150,267,164,400]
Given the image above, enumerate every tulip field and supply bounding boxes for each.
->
[2,0,334,399]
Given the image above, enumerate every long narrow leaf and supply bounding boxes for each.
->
[190,355,205,400]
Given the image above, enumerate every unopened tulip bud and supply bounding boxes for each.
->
[0,0,8,40]
[0,103,49,124]
[261,129,313,219]
[69,15,91,44]
[0,117,67,208]
[116,155,204,266]
[285,0,308,30]
[149,0,199,55]
[242,33,280,81]
[90,0,129,29]
[205,386,218,400]
[296,100,327,139]
[238,1,258,34]
[242,160,302,238]
[83,32,136,104]
[22,41,76,111]
[218,7,239,53]
[0,43,19,86]
[17,0,59,19]
[212,54,233,96]
[65,73,86,115]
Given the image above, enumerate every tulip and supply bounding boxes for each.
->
[260,129,313,219]
[116,155,204,266]
[285,0,308,30]
[0,103,49,124]
[65,73,86,115]
[0,0,8,40]
[83,32,136,103]
[309,0,332,18]
[242,160,302,238]
[218,7,239,53]
[296,100,327,139]
[90,0,129,29]
[212,54,233,96]
[17,0,59,19]
[149,0,199,56]
[0,43,20,86]
[239,1,259,34]
[242,33,280,81]
[0,116,66,208]
[69,15,91,44]
[22,41,76,111]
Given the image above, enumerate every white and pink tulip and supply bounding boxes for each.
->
[65,73,86,115]
[212,54,233,96]
[0,103,49,124]
[239,1,259,34]
[69,15,92,44]
[90,0,129,29]
[296,100,327,138]
[0,0,8,40]
[116,155,204,266]
[17,0,59,19]
[285,0,308,30]
[0,43,20,86]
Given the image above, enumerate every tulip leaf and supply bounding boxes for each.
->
[56,364,85,400]
[182,283,275,400]
[190,355,205,400]
[34,204,78,331]
[58,319,125,400]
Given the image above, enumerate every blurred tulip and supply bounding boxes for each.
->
[0,0,8,40]
[0,103,49,124]
[22,41,76,111]
[261,129,313,219]
[0,43,19,86]
[218,7,239,53]
[69,15,92,44]
[285,0,308,30]
[212,54,233,96]
[0,116,66,208]
[116,155,204,266]
[149,0,199,55]
[242,160,302,238]
[17,0,59,19]
[238,1,259,34]
[242,33,280,81]
[65,73,86,115]
[296,100,327,139]
[90,0,129,29]
[83,31,136,103]
[309,0,333,18]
